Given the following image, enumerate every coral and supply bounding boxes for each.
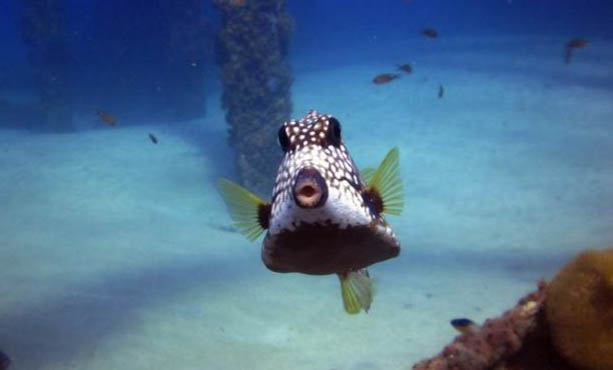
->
[214,0,294,195]
[545,249,613,370]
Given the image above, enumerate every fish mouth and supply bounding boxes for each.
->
[292,168,328,209]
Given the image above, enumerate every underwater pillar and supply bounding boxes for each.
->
[21,0,73,132]
[165,0,208,121]
[214,0,294,195]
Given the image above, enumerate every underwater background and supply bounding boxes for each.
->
[1,0,613,369]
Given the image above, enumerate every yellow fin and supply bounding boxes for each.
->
[338,269,373,314]
[361,167,375,185]
[217,178,269,242]
[368,147,404,215]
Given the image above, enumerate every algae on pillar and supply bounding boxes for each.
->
[21,0,73,132]
[214,0,294,195]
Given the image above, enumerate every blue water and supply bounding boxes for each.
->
[1,1,613,369]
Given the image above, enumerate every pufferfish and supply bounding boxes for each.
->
[217,110,403,314]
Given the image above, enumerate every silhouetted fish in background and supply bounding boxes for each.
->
[0,349,10,370]
[148,133,158,144]
[564,38,588,64]
[438,84,444,98]
[96,110,117,126]
[422,28,438,38]
[398,63,413,73]
[218,110,404,314]
[373,73,400,84]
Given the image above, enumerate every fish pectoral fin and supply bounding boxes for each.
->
[338,269,373,314]
[368,147,404,215]
[361,167,375,185]
[217,178,270,242]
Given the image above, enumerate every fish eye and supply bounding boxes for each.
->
[329,117,342,147]
[278,126,291,152]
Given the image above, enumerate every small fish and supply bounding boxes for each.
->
[148,133,158,144]
[450,318,481,334]
[567,38,588,49]
[0,349,10,370]
[438,84,444,98]
[422,28,438,38]
[96,110,117,126]
[373,73,400,84]
[564,38,588,64]
[398,63,412,73]
[218,111,404,314]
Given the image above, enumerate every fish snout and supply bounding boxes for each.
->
[293,168,328,209]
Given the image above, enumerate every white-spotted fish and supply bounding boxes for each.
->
[218,110,403,314]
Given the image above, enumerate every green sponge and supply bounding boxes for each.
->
[546,249,613,370]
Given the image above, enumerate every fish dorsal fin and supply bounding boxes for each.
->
[217,178,270,242]
[367,147,404,215]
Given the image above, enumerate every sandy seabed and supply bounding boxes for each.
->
[1,36,612,369]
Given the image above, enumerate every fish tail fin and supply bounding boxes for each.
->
[338,269,373,314]
[217,178,270,242]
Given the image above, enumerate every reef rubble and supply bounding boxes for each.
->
[414,248,613,370]
[412,281,568,370]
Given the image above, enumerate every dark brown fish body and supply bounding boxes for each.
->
[96,110,117,126]
[422,28,438,38]
[398,64,412,73]
[148,133,158,144]
[438,84,444,98]
[566,38,588,49]
[263,218,399,275]
[373,73,399,84]
[565,38,588,64]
